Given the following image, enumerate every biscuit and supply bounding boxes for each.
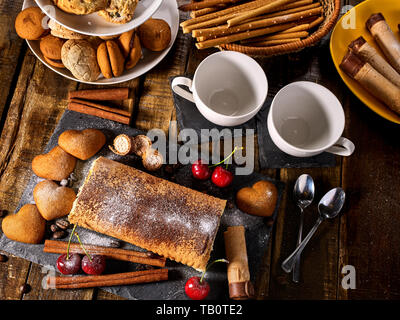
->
[40,34,64,60]
[97,40,125,78]
[32,145,77,181]
[236,180,278,217]
[58,128,106,160]
[97,42,113,79]
[44,55,66,69]
[118,30,142,69]
[48,19,87,40]
[15,7,46,40]
[2,204,46,244]
[61,39,100,82]
[33,180,76,221]
[52,0,109,15]
[138,19,171,52]
[98,0,138,24]
[106,40,125,77]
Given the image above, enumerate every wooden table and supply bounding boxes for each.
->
[1,0,399,300]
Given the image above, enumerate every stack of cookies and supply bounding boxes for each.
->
[14,5,172,82]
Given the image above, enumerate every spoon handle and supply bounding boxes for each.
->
[292,207,304,283]
[282,216,324,273]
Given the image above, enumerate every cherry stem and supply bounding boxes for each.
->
[199,258,229,284]
[209,146,243,169]
[66,224,77,260]
[74,230,92,262]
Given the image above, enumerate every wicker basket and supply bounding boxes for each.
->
[219,0,341,57]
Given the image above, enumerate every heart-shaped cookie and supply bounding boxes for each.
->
[32,146,76,181]
[33,180,76,221]
[58,129,106,160]
[1,204,46,244]
[236,180,278,217]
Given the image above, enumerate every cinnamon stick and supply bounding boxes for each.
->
[69,98,131,117]
[46,269,169,289]
[68,101,131,125]
[44,240,166,267]
[68,88,129,101]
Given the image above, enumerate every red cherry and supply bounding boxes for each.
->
[211,166,234,187]
[185,276,210,300]
[192,159,212,180]
[57,253,82,275]
[81,255,106,275]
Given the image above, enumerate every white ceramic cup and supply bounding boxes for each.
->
[267,81,355,157]
[171,51,268,127]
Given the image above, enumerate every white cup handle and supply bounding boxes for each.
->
[171,77,195,103]
[325,137,355,156]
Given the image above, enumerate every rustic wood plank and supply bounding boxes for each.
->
[0,0,25,131]
[339,88,400,299]
[135,14,192,133]
[267,39,344,299]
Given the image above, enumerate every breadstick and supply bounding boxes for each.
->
[194,21,297,40]
[193,7,322,39]
[224,226,254,300]
[340,51,400,115]
[227,0,297,27]
[265,2,321,19]
[262,31,308,40]
[246,38,301,46]
[180,0,275,28]
[308,15,324,29]
[366,13,400,73]
[349,36,400,88]
[179,0,241,12]
[281,23,310,33]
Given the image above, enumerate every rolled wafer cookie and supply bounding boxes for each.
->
[366,13,400,74]
[224,226,254,300]
[340,51,400,115]
[349,36,400,88]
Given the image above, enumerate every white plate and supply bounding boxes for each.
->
[34,0,163,37]
[23,0,179,85]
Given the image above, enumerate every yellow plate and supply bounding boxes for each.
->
[330,0,400,124]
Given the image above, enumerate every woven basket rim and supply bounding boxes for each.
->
[219,0,342,57]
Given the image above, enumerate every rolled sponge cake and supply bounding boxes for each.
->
[68,157,226,271]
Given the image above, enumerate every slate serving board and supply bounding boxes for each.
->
[170,76,336,169]
[0,110,284,300]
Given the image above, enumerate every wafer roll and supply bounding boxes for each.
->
[366,13,400,74]
[340,51,400,115]
[349,36,400,87]
[224,226,254,300]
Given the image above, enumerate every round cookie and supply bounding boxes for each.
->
[1,204,46,244]
[40,34,64,60]
[61,39,100,82]
[106,40,125,77]
[48,19,87,40]
[53,0,109,15]
[98,0,138,24]
[118,30,142,69]
[58,128,106,160]
[97,42,113,79]
[15,7,46,40]
[138,19,171,52]
[44,55,65,69]
[32,145,77,181]
[33,180,76,221]
[97,40,125,78]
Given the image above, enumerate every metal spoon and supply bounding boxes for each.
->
[292,174,315,283]
[281,187,345,273]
